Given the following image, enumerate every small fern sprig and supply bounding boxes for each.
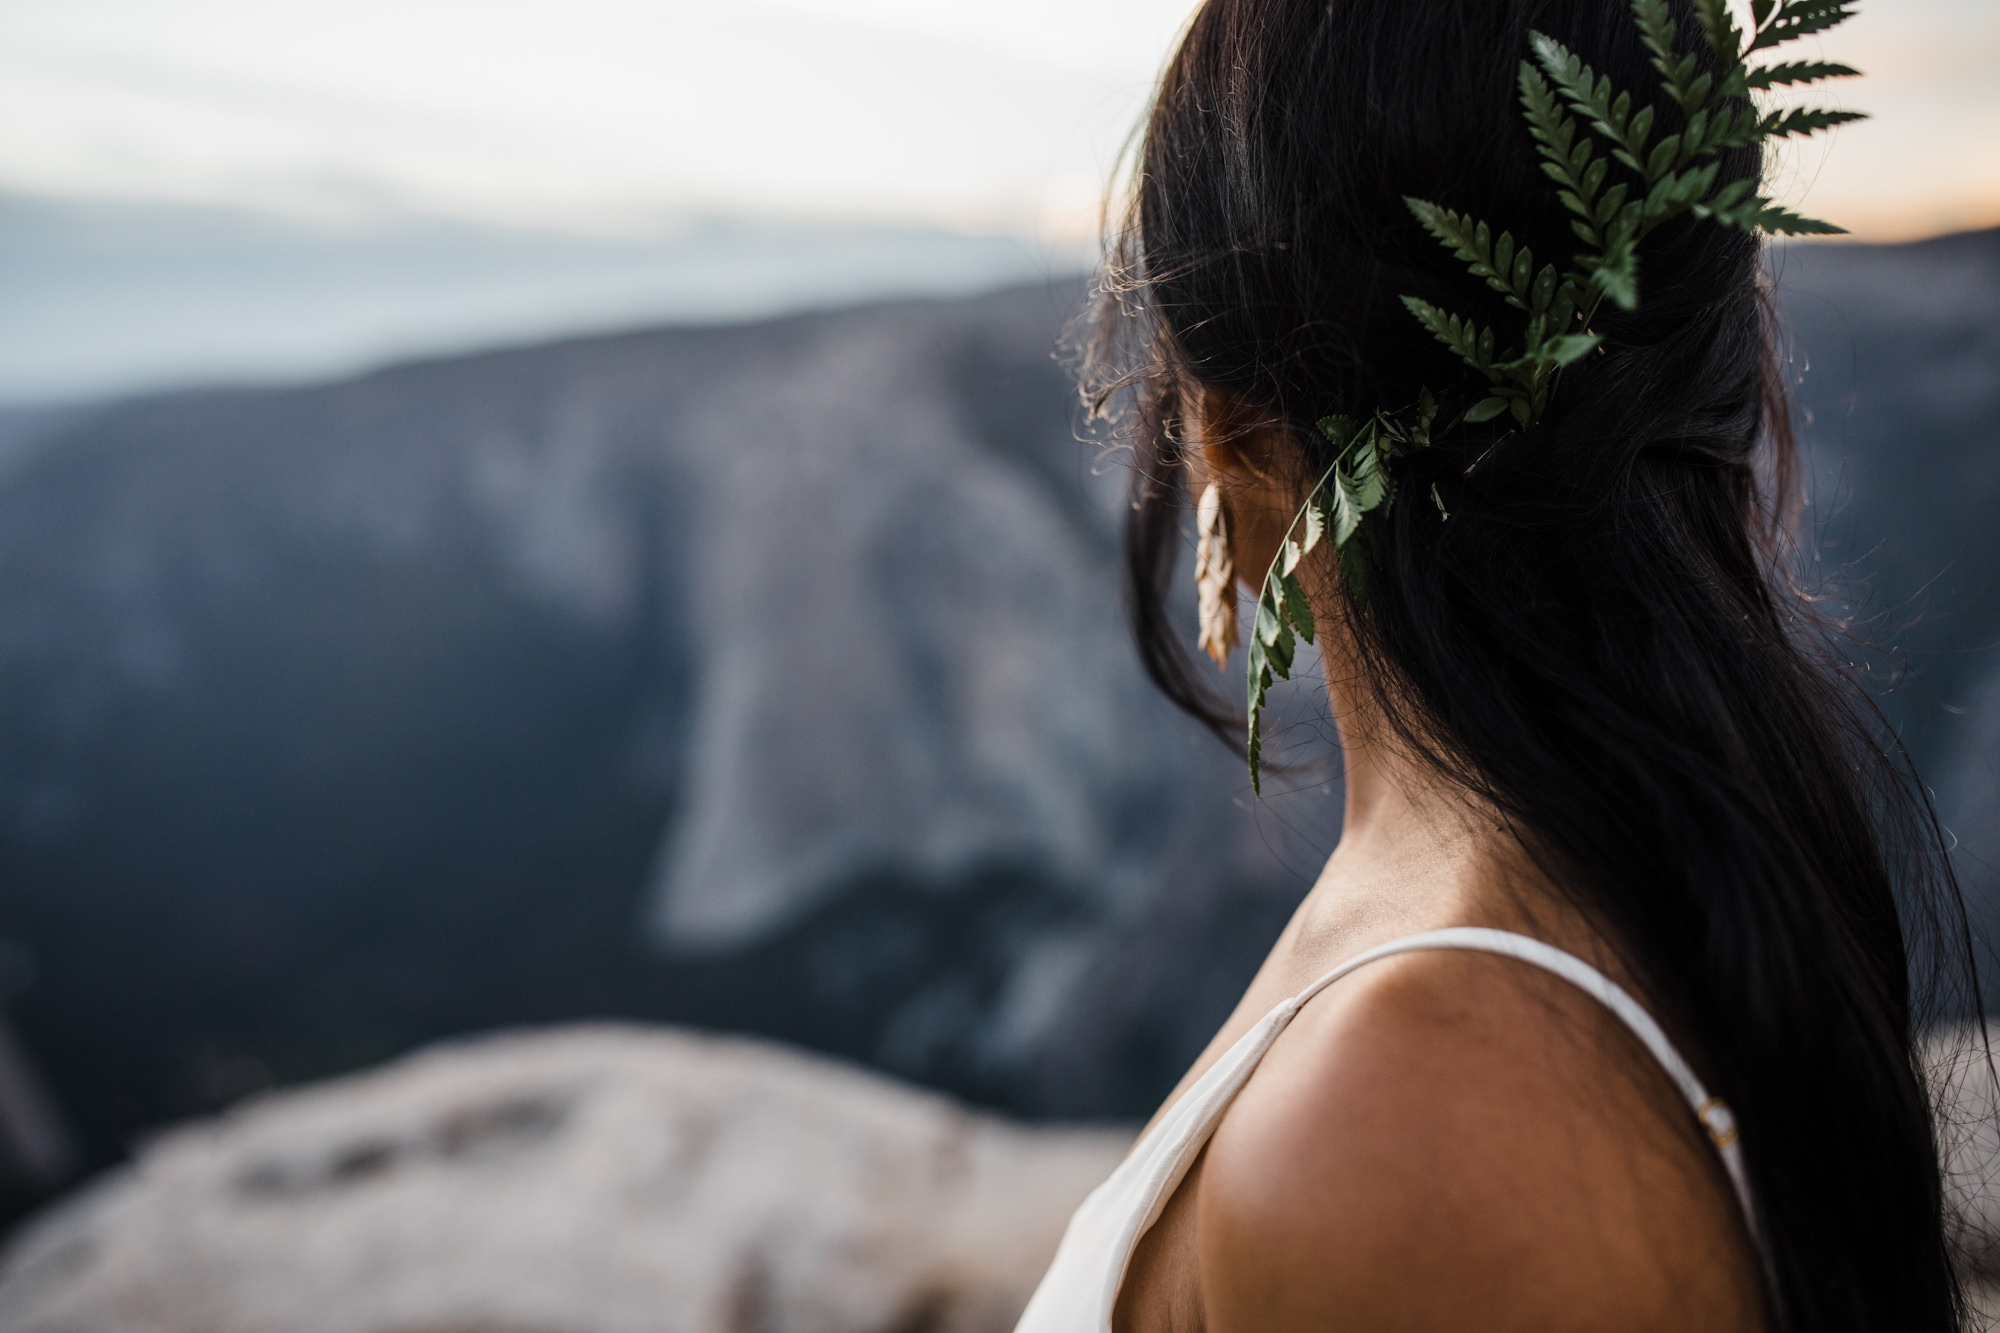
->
[1400,201,1600,427]
[1399,0,1862,425]
[1245,393,1435,791]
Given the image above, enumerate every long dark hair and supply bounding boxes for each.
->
[1087,0,1977,1326]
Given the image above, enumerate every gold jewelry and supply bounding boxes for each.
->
[1195,481,1238,669]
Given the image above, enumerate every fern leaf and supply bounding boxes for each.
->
[1631,0,1679,73]
[1520,62,1601,236]
[1547,333,1602,366]
[1750,0,1858,52]
[1691,177,1758,221]
[1404,199,1535,309]
[1627,103,1657,155]
[1401,296,1503,377]
[1245,641,1269,794]
[1533,32,1655,169]
[1317,415,1360,450]
[1549,277,1582,330]
[1631,0,1711,112]
[1746,59,1859,90]
[1254,588,1294,676]
[1594,181,1631,227]
[1682,106,1714,159]
[1300,498,1325,555]
[1747,203,1848,236]
[1691,68,1720,111]
[1644,134,1681,181]
[1279,571,1315,645]
[1346,437,1388,512]
[1323,472,1359,546]
[1693,0,1746,70]
[1584,244,1641,311]
[1338,537,1370,610]
[1703,104,1765,151]
[1759,106,1867,140]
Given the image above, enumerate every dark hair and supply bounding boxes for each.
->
[1088,0,1978,1327]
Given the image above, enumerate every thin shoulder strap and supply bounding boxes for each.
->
[1289,927,1757,1238]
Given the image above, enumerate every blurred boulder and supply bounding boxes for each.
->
[1927,1021,2000,1329]
[0,1025,1129,1333]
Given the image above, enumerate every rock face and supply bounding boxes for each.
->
[0,279,1320,1176]
[1776,230,2000,938]
[0,1026,1130,1333]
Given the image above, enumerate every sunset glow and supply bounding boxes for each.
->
[0,0,1989,242]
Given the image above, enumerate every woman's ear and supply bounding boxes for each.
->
[1182,385,1296,598]
[1188,384,1284,487]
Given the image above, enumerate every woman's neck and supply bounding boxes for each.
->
[1292,630,1549,956]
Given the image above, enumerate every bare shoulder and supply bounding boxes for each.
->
[1195,947,1766,1332]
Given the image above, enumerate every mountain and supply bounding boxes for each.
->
[0,230,1993,1206]
[1776,229,2000,953]
[0,279,1323,1202]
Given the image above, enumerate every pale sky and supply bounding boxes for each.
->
[0,0,1993,243]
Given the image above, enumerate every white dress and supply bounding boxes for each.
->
[1013,927,1757,1332]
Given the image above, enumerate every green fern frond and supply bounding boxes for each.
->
[1344,437,1388,512]
[1631,0,1682,79]
[1400,297,1506,377]
[1759,106,1867,140]
[1519,62,1603,245]
[1741,202,1849,236]
[1750,0,1858,52]
[1531,35,1656,176]
[1692,0,1747,71]
[1746,59,1859,90]
[1242,407,1437,791]
[1277,569,1315,644]
[1404,199,1539,311]
[1699,104,1767,153]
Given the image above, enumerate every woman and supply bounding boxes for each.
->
[1015,0,1976,1329]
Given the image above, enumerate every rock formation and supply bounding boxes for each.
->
[0,1025,1130,1333]
[0,279,1320,1179]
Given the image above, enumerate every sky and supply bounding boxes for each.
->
[2,0,1994,244]
[0,0,1991,405]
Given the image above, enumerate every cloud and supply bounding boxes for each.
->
[0,0,1986,242]
[0,0,1171,235]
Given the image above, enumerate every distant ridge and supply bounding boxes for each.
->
[0,191,1087,406]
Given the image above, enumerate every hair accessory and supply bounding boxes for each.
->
[1194,482,1240,668]
[1240,0,1863,791]
[1242,397,1434,791]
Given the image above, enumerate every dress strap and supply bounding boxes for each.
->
[1283,927,1757,1237]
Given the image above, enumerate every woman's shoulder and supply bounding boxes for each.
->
[1194,945,1766,1331]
